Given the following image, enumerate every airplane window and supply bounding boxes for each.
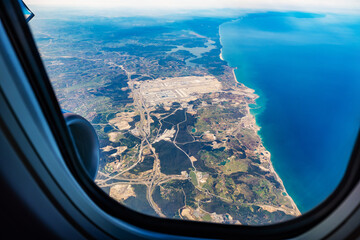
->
[27,0,360,226]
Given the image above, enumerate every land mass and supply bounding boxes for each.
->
[32,15,300,225]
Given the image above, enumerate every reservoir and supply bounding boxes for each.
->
[220,12,360,213]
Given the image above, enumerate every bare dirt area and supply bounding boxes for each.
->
[109,184,136,202]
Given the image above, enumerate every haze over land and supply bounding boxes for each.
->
[27,0,360,14]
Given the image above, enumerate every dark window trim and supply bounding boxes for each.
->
[0,90,98,240]
[1,0,360,239]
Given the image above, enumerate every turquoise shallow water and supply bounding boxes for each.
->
[220,12,360,213]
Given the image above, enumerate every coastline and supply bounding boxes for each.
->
[218,27,301,216]
[243,91,301,216]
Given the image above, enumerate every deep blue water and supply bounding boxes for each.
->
[220,12,360,213]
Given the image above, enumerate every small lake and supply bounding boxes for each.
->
[168,38,216,66]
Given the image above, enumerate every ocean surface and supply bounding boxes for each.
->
[220,12,360,213]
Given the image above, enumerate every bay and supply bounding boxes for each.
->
[220,12,360,213]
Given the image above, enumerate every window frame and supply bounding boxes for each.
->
[1,0,360,239]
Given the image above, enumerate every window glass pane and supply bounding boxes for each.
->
[28,0,360,225]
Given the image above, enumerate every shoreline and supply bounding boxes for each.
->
[243,93,301,216]
[219,25,301,216]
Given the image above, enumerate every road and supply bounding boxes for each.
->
[97,67,190,217]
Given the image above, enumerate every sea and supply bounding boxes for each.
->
[219,11,360,213]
